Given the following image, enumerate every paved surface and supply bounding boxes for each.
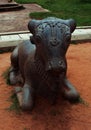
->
[0,31,31,47]
[0,4,48,33]
[72,28,91,41]
[0,0,14,4]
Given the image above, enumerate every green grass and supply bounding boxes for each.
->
[2,68,21,114]
[2,67,11,85]
[78,96,89,107]
[15,0,91,26]
[7,92,21,114]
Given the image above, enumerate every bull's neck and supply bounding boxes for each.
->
[34,51,45,67]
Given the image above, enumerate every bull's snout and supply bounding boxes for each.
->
[46,58,66,73]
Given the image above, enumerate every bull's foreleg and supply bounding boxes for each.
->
[9,47,19,85]
[62,78,80,102]
[9,46,23,85]
[21,81,34,111]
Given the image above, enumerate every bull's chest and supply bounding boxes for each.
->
[31,59,60,89]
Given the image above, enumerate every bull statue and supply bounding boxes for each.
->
[9,17,80,110]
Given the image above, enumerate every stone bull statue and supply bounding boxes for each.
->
[9,17,80,110]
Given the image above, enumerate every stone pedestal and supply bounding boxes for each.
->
[0,0,25,12]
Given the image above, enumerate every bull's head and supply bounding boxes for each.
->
[28,17,76,76]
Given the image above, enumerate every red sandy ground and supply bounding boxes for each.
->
[0,43,91,130]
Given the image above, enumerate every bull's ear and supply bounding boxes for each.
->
[66,19,77,33]
[28,20,37,34]
[28,19,40,34]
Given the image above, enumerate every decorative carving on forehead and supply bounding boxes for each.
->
[35,22,50,33]
[35,21,70,46]
[57,22,70,32]
[35,21,70,34]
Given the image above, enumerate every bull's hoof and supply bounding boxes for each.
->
[21,86,34,111]
[21,101,34,111]
[63,90,80,103]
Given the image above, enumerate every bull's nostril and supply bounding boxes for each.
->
[59,61,63,66]
[58,61,66,70]
[48,64,52,70]
[59,61,61,64]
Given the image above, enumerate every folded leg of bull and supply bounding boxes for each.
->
[21,82,34,111]
[62,78,80,102]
